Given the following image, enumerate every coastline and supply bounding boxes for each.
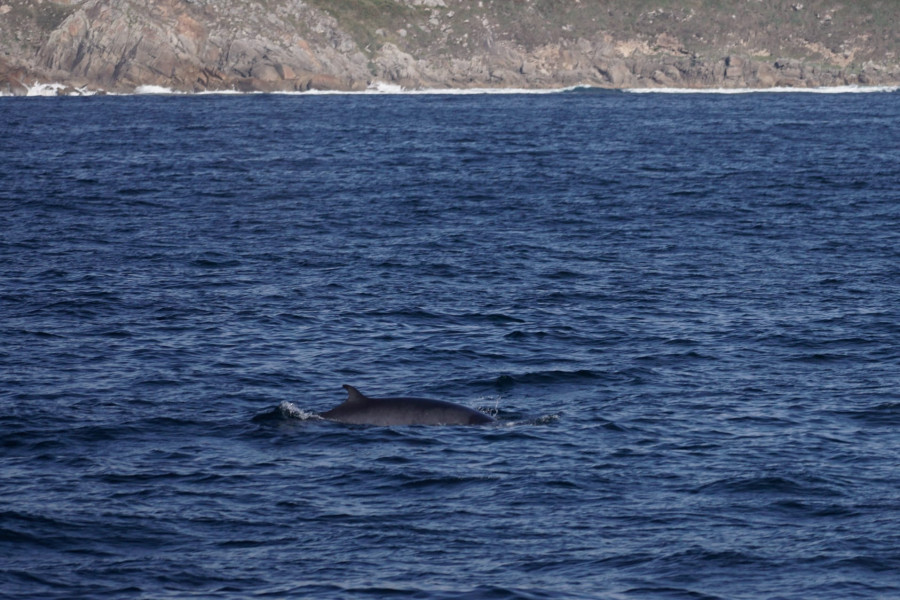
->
[4,80,898,98]
[3,0,899,99]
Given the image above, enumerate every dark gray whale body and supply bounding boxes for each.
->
[321,385,494,426]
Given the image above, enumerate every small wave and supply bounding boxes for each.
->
[190,257,241,269]
[398,473,495,489]
[474,312,526,324]
[318,584,571,600]
[625,84,900,94]
[655,545,773,570]
[134,84,178,95]
[504,330,547,340]
[635,350,717,363]
[276,401,320,421]
[484,407,561,427]
[165,81,592,96]
[513,413,560,426]
[4,81,593,98]
[23,82,100,96]
[693,474,843,497]
[361,81,589,95]
[490,369,605,388]
[837,402,900,426]
[788,352,854,363]
[7,82,896,99]
[251,401,320,423]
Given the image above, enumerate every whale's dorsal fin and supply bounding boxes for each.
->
[342,384,368,405]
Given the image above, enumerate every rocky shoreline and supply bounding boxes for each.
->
[2,0,899,95]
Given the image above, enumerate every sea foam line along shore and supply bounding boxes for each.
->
[4,80,898,97]
[624,84,900,94]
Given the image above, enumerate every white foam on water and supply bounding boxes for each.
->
[7,82,99,96]
[5,81,896,98]
[196,88,246,95]
[624,84,900,94]
[360,81,587,95]
[270,81,900,96]
[277,401,320,421]
[26,82,68,96]
[134,84,178,95]
[272,80,589,95]
[366,81,407,94]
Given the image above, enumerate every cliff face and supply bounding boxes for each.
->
[0,0,372,93]
[1,0,899,94]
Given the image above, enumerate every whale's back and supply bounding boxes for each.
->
[321,385,493,426]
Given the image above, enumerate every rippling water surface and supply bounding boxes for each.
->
[2,90,899,599]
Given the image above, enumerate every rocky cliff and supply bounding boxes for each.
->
[2,0,899,94]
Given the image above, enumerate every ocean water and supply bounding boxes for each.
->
[1,89,899,599]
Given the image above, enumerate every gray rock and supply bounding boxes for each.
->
[596,61,632,86]
[1,0,898,93]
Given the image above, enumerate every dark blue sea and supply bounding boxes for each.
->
[2,89,900,599]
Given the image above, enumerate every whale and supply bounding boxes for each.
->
[320,385,494,426]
